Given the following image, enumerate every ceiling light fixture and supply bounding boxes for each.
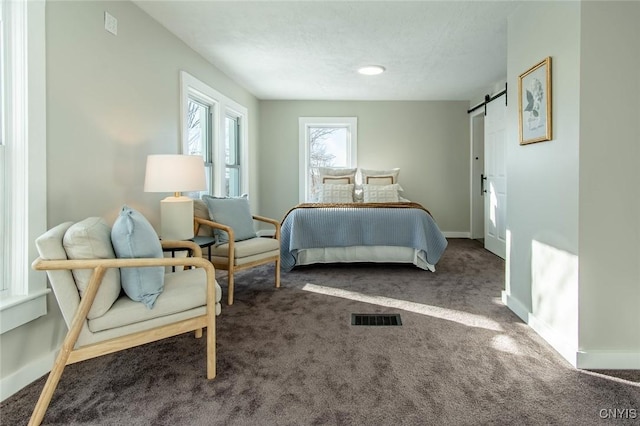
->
[358,65,386,76]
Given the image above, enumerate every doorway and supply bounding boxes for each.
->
[470,110,485,243]
[469,95,507,259]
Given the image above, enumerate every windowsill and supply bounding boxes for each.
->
[0,289,50,334]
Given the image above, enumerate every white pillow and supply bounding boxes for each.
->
[362,184,400,203]
[63,217,121,319]
[359,168,400,185]
[317,183,355,203]
[318,167,356,185]
[318,167,357,178]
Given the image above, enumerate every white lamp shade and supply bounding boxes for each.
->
[144,154,206,193]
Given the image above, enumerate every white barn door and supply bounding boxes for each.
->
[484,101,507,259]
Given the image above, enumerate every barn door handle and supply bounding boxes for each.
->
[481,174,487,195]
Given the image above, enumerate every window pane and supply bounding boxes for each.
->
[1,12,4,147]
[225,115,239,165]
[187,97,214,196]
[224,114,241,197]
[309,126,348,169]
[307,126,349,201]
[1,9,5,289]
[187,99,209,157]
[0,146,5,292]
[225,167,240,197]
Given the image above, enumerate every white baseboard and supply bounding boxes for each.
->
[502,291,640,370]
[577,350,640,370]
[502,291,577,367]
[443,231,471,238]
[0,349,55,401]
[501,291,528,322]
[527,313,578,368]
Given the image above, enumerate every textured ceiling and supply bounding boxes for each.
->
[134,1,522,101]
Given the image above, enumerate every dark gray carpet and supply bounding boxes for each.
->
[1,239,639,425]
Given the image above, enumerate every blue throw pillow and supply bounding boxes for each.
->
[111,205,164,309]
[202,195,257,243]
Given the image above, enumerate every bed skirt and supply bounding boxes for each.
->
[294,245,435,271]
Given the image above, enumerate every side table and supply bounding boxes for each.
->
[163,236,216,271]
[191,236,216,262]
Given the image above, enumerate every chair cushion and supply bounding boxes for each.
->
[63,217,122,319]
[111,205,164,309]
[88,268,222,333]
[35,222,83,330]
[210,236,280,259]
[202,195,257,243]
[36,222,74,261]
[193,199,214,237]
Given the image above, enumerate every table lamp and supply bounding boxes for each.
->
[144,154,206,240]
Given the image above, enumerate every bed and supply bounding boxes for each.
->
[280,202,448,271]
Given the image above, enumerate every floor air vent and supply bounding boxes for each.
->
[351,314,402,326]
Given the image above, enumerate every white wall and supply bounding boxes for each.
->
[258,100,470,234]
[578,1,640,366]
[504,0,640,368]
[0,0,259,399]
[504,1,581,363]
[45,1,260,228]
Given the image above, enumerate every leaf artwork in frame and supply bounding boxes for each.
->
[518,57,552,145]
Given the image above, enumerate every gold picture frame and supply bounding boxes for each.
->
[518,57,552,145]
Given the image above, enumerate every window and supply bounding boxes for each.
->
[225,114,241,197]
[0,0,49,333]
[0,0,6,294]
[180,71,248,198]
[299,117,357,202]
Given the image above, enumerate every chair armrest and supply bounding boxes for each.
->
[32,255,212,272]
[252,215,281,241]
[194,217,234,242]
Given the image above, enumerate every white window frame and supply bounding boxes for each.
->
[298,117,358,202]
[180,71,248,197]
[0,0,49,334]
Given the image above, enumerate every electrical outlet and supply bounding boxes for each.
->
[104,12,118,36]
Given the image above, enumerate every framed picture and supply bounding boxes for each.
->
[518,57,552,145]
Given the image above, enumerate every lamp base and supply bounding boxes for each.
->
[160,196,194,240]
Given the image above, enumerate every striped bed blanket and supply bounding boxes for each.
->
[280,202,448,271]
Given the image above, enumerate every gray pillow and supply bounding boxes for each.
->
[202,195,257,243]
[111,205,164,309]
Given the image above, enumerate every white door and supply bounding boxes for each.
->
[484,100,507,259]
[470,112,485,240]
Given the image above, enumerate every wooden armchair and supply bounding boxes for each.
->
[29,218,221,425]
[194,203,280,305]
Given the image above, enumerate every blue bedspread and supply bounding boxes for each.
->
[280,204,448,271]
